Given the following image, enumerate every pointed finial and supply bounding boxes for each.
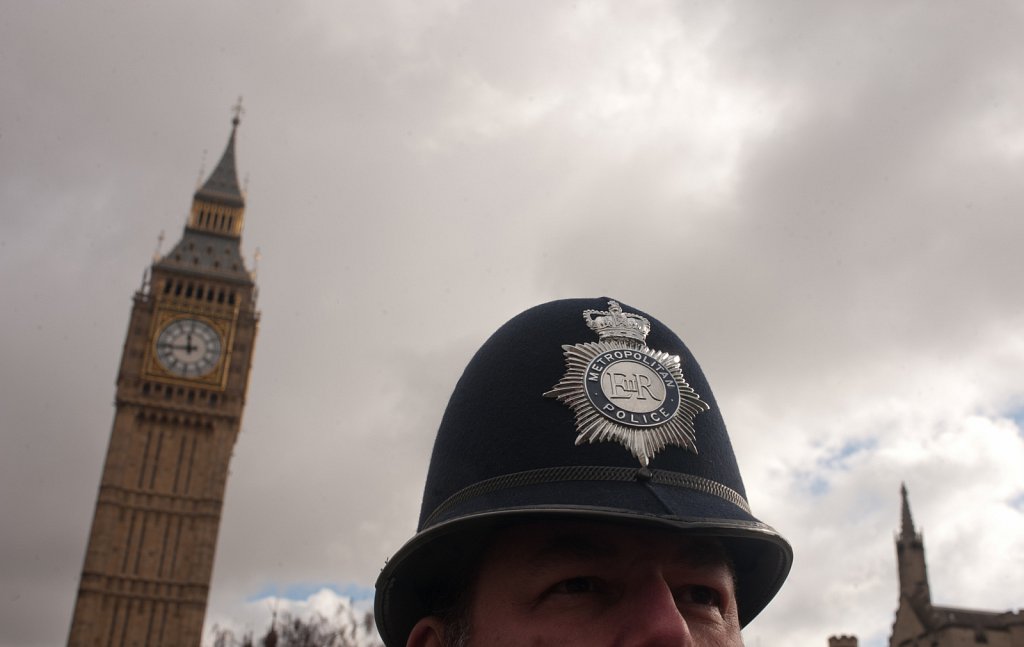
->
[251,246,262,280]
[153,230,165,261]
[196,150,207,189]
[232,96,245,127]
[900,482,916,540]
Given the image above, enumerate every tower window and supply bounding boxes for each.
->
[174,282,182,296]
[228,292,236,305]
[163,281,171,294]
[185,283,194,298]
[217,291,225,304]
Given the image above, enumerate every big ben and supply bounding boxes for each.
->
[68,110,258,646]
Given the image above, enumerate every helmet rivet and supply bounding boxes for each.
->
[637,467,653,481]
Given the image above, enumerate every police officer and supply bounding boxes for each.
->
[375,298,792,646]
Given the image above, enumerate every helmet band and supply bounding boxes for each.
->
[423,465,751,528]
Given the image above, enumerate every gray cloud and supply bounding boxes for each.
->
[2,2,1023,646]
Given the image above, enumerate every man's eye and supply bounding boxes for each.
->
[550,576,600,595]
[679,585,721,608]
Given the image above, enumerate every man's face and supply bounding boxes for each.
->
[421,520,744,647]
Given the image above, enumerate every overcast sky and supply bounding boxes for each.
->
[2,2,1024,645]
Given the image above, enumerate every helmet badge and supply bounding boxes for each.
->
[544,301,709,467]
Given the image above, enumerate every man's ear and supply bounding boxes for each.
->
[406,616,447,647]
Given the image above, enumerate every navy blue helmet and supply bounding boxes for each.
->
[375,298,791,646]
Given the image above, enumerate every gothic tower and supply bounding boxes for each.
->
[890,483,932,646]
[896,483,930,603]
[68,111,259,646]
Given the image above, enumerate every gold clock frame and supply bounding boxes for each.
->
[145,308,235,390]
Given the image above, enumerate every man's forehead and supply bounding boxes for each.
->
[486,519,731,568]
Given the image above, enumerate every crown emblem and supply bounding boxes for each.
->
[583,300,651,344]
[545,300,709,467]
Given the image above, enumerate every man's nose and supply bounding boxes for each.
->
[616,574,693,647]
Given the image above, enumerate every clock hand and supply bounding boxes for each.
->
[157,342,193,352]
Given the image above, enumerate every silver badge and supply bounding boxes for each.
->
[544,301,709,467]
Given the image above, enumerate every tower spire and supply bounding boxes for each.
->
[157,110,253,281]
[895,483,931,606]
[899,482,916,541]
[194,109,244,208]
[183,106,248,240]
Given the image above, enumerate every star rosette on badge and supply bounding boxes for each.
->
[545,300,710,467]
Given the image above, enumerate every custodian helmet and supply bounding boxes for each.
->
[374,298,792,645]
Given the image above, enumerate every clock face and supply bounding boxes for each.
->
[155,318,222,378]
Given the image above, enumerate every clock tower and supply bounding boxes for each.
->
[68,111,259,646]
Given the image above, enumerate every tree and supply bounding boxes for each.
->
[209,603,382,647]
[210,624,254,647]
